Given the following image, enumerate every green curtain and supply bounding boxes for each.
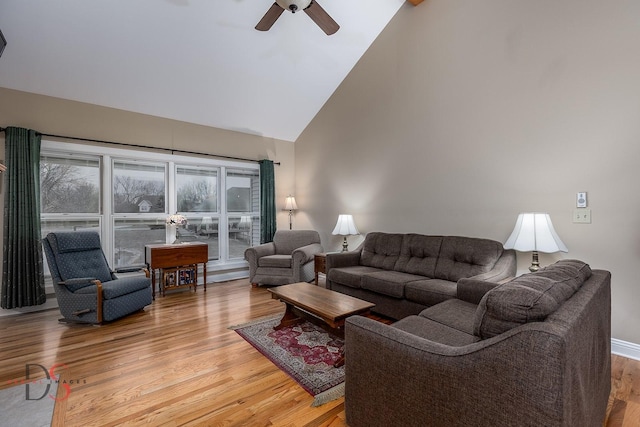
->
[259,159,276,244]
[1,127,46,309]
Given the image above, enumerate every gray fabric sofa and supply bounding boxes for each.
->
[345,259,612,426]
[326,232,516,319]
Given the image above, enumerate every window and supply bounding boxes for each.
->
[40,155,100,213]
[40,141,260,276]
[113,161,165,213]
[176,165,220,261]
[113,218,165,268]
[226,169,260,259]
[176,166,217,212]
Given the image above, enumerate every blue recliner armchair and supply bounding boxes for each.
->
[42,231,153,324]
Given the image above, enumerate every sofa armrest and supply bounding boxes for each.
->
[468,248,517,282]
[244,242,276,259]
[60,277,101,293]
[345,316,575,427]
[244,242,276,281]
[292,243,324,266]
[326,251,361,271]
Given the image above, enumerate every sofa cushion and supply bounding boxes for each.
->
[328,266,382,289]
[394,234,443,278]
[529,259,592,288]
[258,254,292,268]
[418,299,477,335]
[434,236,504,282]
[473,260,592,339]
[360,232,403,270]
[361,271,426,299]
[55,231,103,253]
[45,232,114,284]
[392,315,480,346]
[405,279,457,306]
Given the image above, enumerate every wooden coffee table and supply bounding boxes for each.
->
[268,282,375,367]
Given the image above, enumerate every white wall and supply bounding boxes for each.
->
[295,0,640,344]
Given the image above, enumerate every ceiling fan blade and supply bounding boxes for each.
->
[304,1,339,35]
[255,3,284,31]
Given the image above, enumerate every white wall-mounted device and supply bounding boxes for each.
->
[576,192,587,208]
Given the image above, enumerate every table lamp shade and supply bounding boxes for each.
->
[332,214,360,236]
[504,213,568,253]
[332,214,360,252]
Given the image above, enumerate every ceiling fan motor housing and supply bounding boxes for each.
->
[276,0,312,13]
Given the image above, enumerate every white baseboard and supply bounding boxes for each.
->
[611,338,640,361]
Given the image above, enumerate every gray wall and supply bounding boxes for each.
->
[295,0,640,344]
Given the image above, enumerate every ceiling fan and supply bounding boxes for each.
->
[256,0,340,36]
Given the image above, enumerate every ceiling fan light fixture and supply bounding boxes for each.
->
[276,0,312,13]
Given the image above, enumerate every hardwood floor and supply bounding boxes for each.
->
[608,354,640,426]
[0,279,637,426]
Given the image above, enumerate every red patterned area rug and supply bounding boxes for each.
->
[230,315,345,406]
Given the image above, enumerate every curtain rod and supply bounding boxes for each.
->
[0,127,280,165]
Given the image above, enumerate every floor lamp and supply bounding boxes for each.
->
[284,195,297,230]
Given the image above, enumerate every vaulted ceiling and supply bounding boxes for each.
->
[0,0,422,142]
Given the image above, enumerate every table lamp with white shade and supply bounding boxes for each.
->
[332,214,360,252]
[503,212,568,272]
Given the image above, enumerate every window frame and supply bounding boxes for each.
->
[40,140,260,275]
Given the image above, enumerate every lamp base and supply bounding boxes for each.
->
[341,236,349,252]
[529,251,541,272]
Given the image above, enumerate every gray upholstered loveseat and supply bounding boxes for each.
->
[345,260,611,426]
[326,232,516,319]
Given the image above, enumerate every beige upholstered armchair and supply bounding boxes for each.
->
[244,230,323,286]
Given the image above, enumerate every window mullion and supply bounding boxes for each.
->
[103,155,112,266]
[219,166,229,261]
[167,160,176,215]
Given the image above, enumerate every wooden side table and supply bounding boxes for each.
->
[145,242,208,298]
[314,253,327,285]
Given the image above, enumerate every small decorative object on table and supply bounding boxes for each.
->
[166,213,188,244]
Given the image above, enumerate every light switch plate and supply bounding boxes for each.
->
[573,209,591,223]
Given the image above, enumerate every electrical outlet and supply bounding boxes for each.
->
[573,209,591,224]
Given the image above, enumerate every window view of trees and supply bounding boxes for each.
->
[113,161,165,213]
[176,166,217,212]
[40,156,100,213]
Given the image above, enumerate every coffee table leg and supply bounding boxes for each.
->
[274,302,304,330]
[334,353,345,368]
